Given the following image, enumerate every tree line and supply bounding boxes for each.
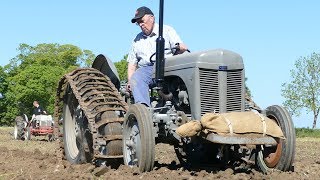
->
[0,43,95,125]
[0,43,129,126]
[282,52,320,129]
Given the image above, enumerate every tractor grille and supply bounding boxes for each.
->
[226,70,243,112]
[199,69,219,114]
[199,68,243,115]
[39,120,52,127]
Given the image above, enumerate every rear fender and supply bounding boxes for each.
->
[92,54,120,90]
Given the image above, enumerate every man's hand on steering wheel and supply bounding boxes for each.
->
[149,43,190,63]
[173,43,190,55]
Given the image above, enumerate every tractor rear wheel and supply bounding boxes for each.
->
[123,104,155,172]
[63,90,93,164]
[55,68,127,166]
[14,116,25,140]
[255,105,296,173]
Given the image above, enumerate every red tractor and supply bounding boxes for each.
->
[14,114,55,141]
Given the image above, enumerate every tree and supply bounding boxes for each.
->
[114,55,128,81]
[0,43,95,126]
[282,52,320,129]
[245,77,252,98]
[0,66,9,125]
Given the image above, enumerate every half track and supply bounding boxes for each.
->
[54,68,127,163]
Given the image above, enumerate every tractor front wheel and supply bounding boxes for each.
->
[255,105,296,173]
[123,104,155,172]
[25,126,31,140]
[48,134,55,142]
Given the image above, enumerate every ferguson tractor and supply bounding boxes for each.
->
[14,114,55,141]
[54,0,295,173]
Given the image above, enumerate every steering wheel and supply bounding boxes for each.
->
[149,43,190,63]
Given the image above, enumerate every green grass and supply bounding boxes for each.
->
[295,128,320,138]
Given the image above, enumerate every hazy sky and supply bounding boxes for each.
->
[1,1,320,128]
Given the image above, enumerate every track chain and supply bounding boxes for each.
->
[54,68,128,162]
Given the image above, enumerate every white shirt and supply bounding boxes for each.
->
[127,23,183,67]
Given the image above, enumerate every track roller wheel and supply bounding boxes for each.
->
[256,105,296,173]
[123,104,155,172]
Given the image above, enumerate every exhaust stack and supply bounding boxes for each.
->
[155,0,165,88]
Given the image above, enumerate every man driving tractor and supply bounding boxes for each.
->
[126,6,188,107]
[31,101,47,121]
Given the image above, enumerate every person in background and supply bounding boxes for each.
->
[31,100,47,120]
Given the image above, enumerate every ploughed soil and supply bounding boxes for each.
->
[0,127,319,179]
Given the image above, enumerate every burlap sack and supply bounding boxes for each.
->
[176,120,202,137]
[200,111,285,139]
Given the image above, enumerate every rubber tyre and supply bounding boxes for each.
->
[25,126,31,140]
[14,116,25,140]
[48,134,55,142]
[13,124,19,140]
[123,104,155,172]
[256,105,296,173]
[63,91,92,164]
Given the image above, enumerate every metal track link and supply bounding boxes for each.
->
[54,67,128,162]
